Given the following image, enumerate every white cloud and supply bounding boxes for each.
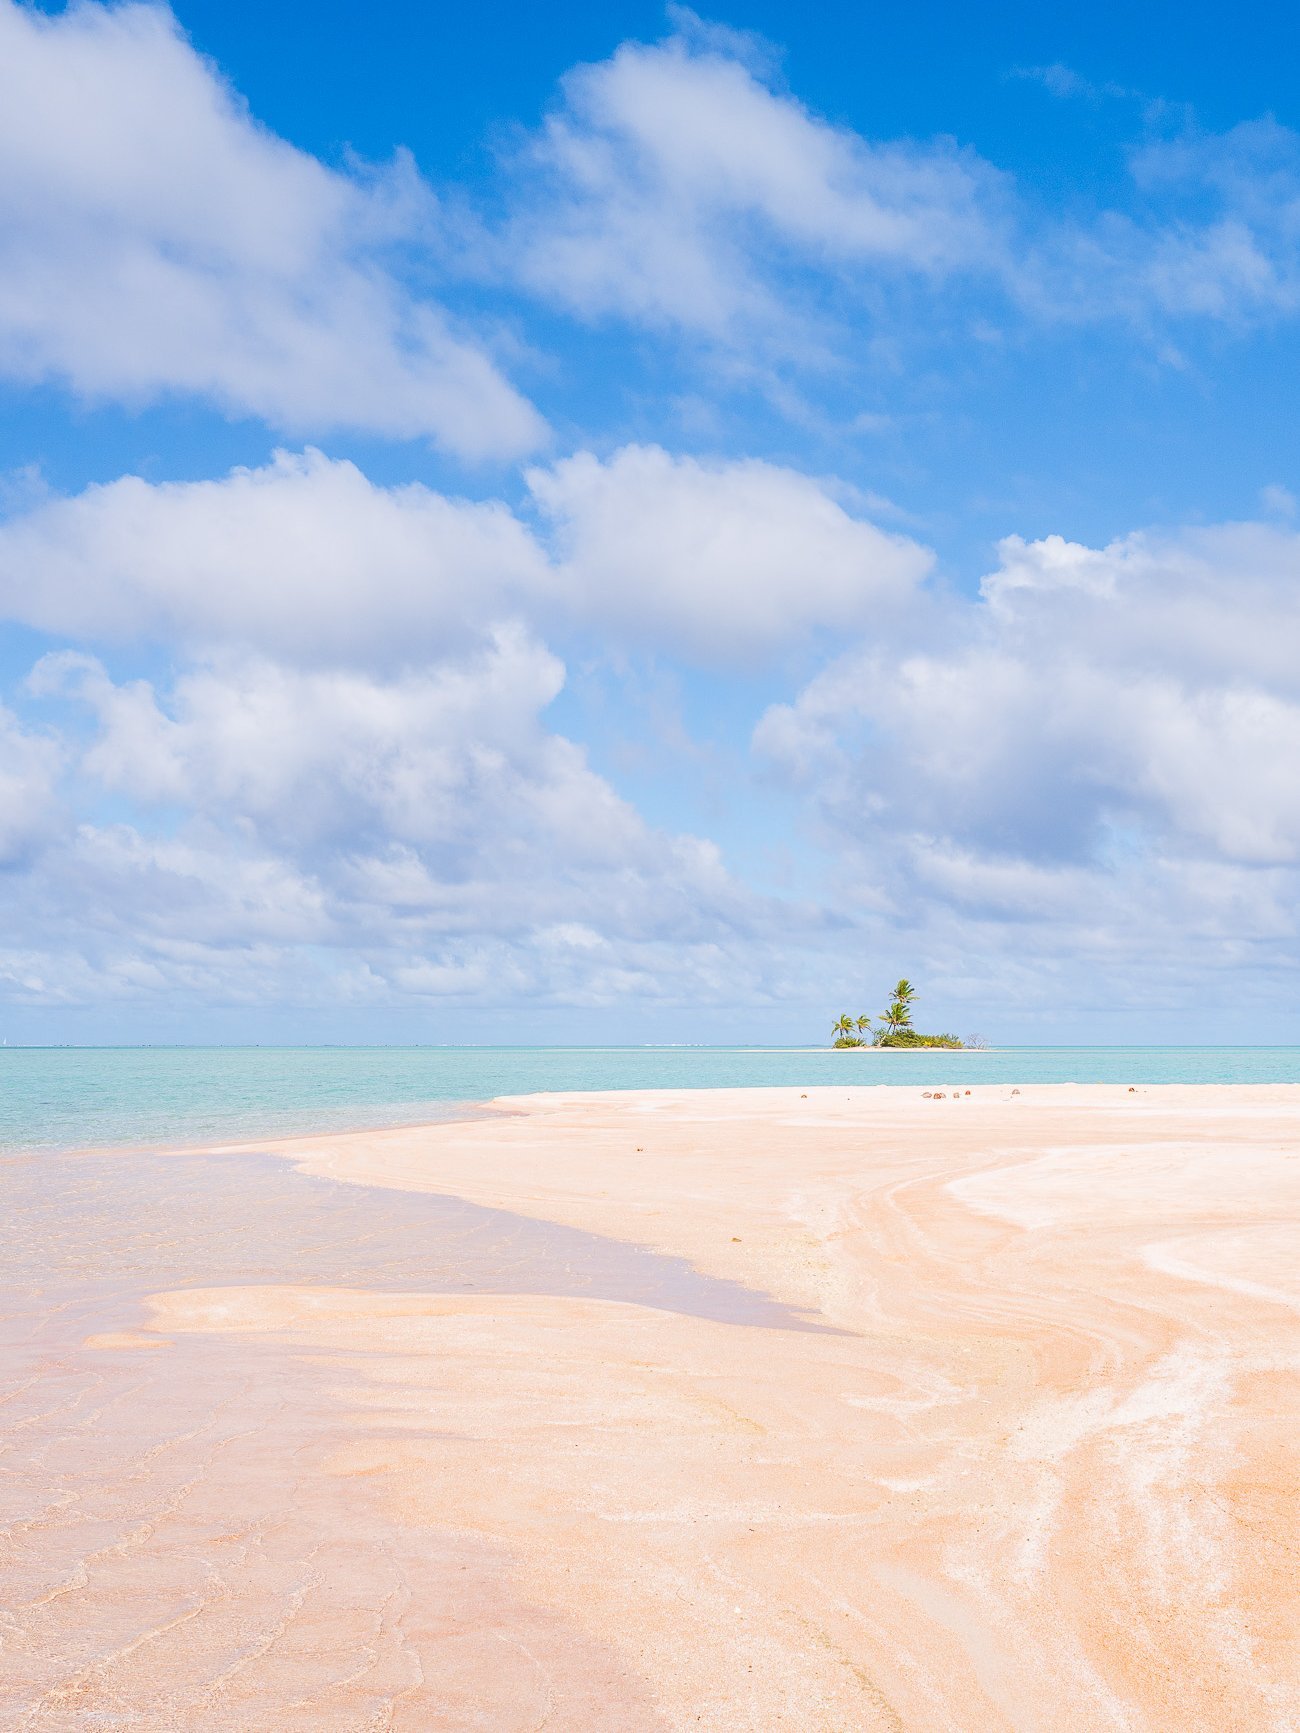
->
[747,511,1300,1032]
[983,118,1300,329]
[6,0,1299,461]
[30,631,596,859]
[0,0,543,455]
[0,444,930,666]
[8,635,825,1011]
[528,443,932,661]
[503,23,1300,360]
[758,518,1300,881]
[509,26,1003,337]
[0,448,548,661]
[0,703,62,866]
[8,489,1300,1028]
[7,12,1300,1035]
[981,525,1300,691]
[1124,120,1300,320]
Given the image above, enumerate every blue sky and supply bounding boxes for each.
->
[2,0,1300,1043]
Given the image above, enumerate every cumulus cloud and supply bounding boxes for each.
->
[7,485,1300,1026]
[748,514,1300,1031]
[0,448,548,661]
[528,444,932,661]
[0,0,542,455]
[7,634,828,1011]
[757,518,1300,885]
[0,445,930,665]
[31,631,614,864]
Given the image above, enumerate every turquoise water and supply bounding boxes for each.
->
[4,1044,1300,1154]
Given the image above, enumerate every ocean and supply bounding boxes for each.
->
[4,1044,1300,1154]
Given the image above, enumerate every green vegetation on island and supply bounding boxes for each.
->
[831,979,964,1049]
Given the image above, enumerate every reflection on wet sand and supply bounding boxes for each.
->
[1,1140,814,1729]
[3,1144,825,1329]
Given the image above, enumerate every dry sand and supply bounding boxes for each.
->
[5,1083,1300,1729]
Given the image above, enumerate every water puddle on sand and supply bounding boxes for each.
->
[0,1145,822,1728]
[3,1144,824,1333]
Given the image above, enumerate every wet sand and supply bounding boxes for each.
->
[5,1083,1300,1728]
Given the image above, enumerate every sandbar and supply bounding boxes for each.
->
[4,1082,1300,1729]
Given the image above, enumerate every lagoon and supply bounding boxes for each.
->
[7,1042,1300,1152]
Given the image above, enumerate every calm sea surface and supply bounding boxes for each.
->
[4,1045,1300,1154]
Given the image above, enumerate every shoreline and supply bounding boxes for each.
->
[47,1075,1300,1166]
[164,1081,1300,1346]
[15,1048,1300,1164]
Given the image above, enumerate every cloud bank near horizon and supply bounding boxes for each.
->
[8,445,1300,1029]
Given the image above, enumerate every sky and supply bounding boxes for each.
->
[3,0,1300,1045]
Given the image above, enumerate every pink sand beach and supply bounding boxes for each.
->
[5,1083,1300,1729]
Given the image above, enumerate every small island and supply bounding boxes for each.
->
[832,979,964,1048]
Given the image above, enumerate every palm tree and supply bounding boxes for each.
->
[878,980,914,1037]
[832,1014,856,1041]
[855,1015,872,1039]
[887,984,915,1032]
